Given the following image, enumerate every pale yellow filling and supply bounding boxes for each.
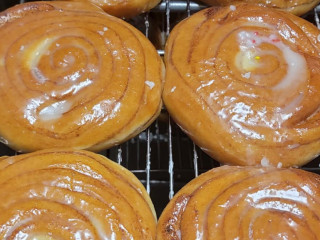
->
[235,50,260,72]
[24,37,57,69]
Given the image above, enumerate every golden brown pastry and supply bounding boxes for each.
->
[163,3,320,167]
[199,0,320,16]
[157,165,320,240]
[0,149,156,239]
[59,0,162,18]
[0,1,164,152]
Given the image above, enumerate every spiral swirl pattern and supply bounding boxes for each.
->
[0,149,156,239]
[0,1,163,152]
[157,166,320,240]
[59,0,162,18]
[163,3,320,167]
[198,0,320,16]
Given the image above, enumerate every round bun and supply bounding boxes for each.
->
[163,3,320,167]
[157,165,320,240]
[199,0,320,16]
[0,149,156,239]
[0,1,164,152]
[58,0,162,18]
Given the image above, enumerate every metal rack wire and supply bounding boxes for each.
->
[1,0,320,217]
[134,0,320,215]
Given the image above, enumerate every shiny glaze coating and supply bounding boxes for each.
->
[0,149,156,239]
[58,0,162,18]
[157,165,320,240]
[199,0,320,16]
[163,3,320,167]
[0,1,164,152]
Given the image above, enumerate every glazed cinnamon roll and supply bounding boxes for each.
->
[0,1,164,152]
[157,166,320,240]
[0,149,156,239]
[199,0,320,16]
[59,0,162,18]
[163,3,320,167]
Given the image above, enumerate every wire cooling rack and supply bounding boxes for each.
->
[1,0,320,217]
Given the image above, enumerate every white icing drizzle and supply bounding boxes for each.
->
[50,79,93,97]
[236,31,307,92]
[196,80,214,92]
[38,100,72,121]
[76,99,121,126]
[317,34,320,42]
[235,50,259,72]
[31,67,48,84]
[145,81,155,89]
[27,37,57,69]
[229,5,236,11]
[64,71,81,82]
[260,157,270,167]
[232,121,265,140]
[24,97,46,124]
[25,37,58,84]
[241,72,251,79]
[247,188,308,204]
[62,54,75,67]
[90,217,111,239]
[70,79,93,94]
[4,217,33,239]
[233,30,308,130]
[272,46,306,92]
[255,201,303,216]
[171,86,176,93]
[287,144,300,149]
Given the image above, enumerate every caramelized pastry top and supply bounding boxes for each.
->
[0,1,164,152]
[0,149,156,239]
[198,0,320,16]
[157,166,320,240]
[163,3,320,167]
[58,0,162,18]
